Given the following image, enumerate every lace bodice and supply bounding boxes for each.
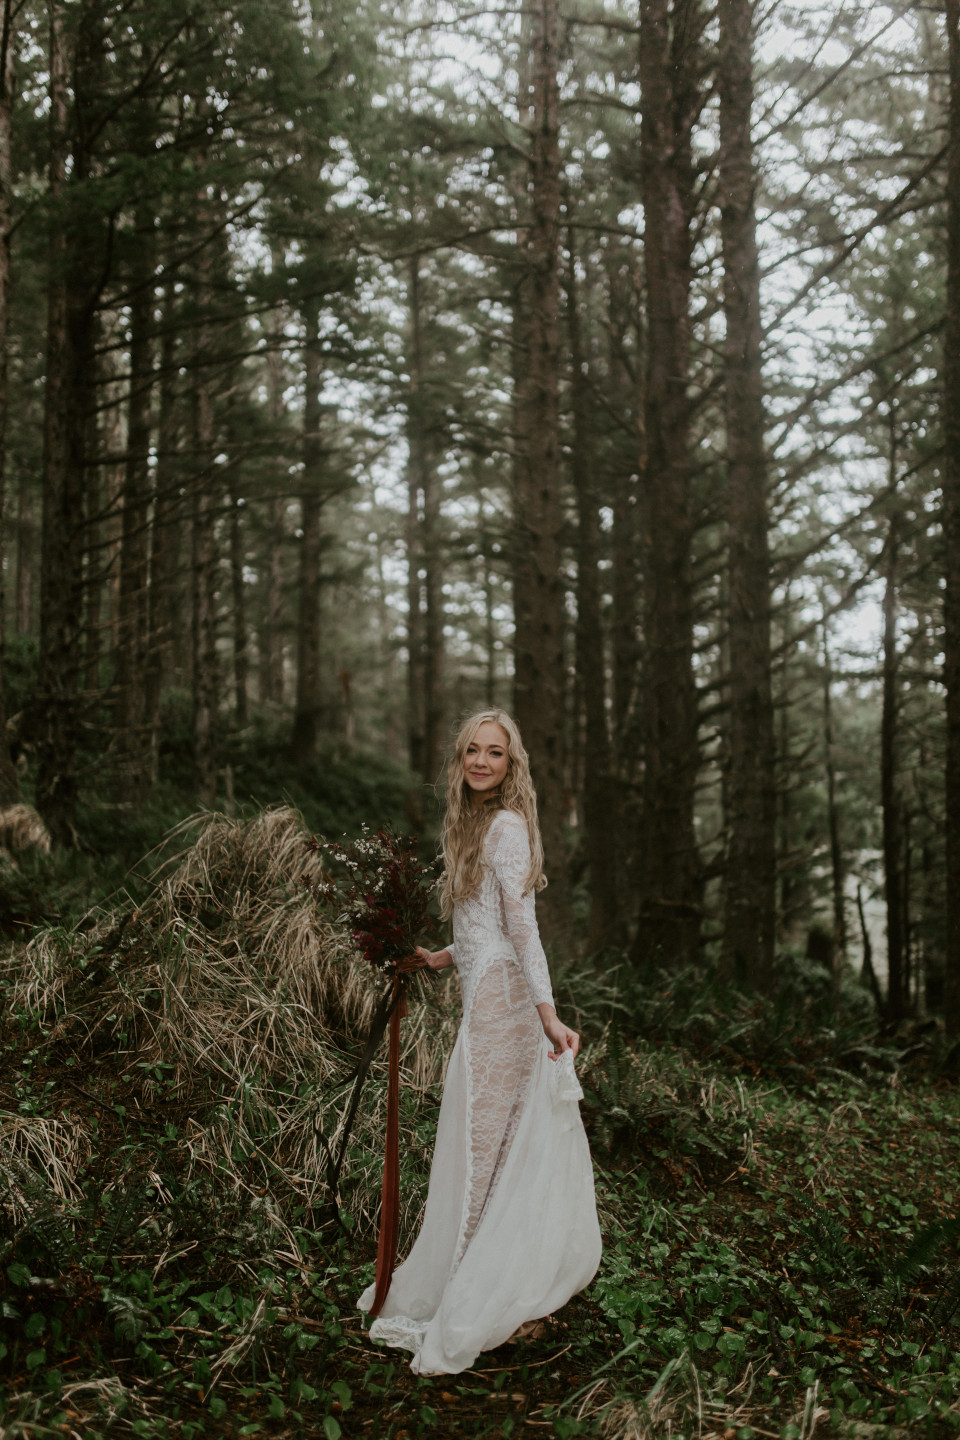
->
[448,810,554,1011]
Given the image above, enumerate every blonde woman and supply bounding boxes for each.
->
[358,709,602,1374]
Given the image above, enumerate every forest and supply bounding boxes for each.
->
[2,0,960,1435]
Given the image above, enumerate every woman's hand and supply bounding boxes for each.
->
[536,1003,580,1060]
[415,945,454,971]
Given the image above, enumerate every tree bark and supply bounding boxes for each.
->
[228,477,249,727]
[511,0,570,939]
[190,295,218,808]
[0,0,20,805]
[291,300,323,765]
[35,4,89,844]
[15,469,32,637]
[481,504,497,709]
[821,620,846,970]
[881,494,905,1022]
[143,280,183,779]
[567,232,621,951]
[717,0,776,989]
[261,309,288,706]
[81,388,105,697]
[775,585,801,938]
[111,212,155,807]
[607,253,643,782]
[857,882,883,1017]
[943,0,960,1037]
[260,496,287,705]
[903,805,913,1007]
[632,0,705,968]
[405,254,443,785]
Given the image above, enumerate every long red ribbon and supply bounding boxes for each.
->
[369,954,423,1319]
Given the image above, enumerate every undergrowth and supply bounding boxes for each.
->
[0,701,417,933]
[1,809,959,1439]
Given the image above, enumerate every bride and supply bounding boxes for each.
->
[358,708,602,1375]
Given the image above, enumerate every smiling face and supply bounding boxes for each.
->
[462,721,510,808]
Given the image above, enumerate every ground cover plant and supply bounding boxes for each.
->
[1,810,959,1439]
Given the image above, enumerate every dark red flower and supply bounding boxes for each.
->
[309,827,437,981]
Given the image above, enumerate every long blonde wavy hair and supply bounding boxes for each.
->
[438,708,546,919]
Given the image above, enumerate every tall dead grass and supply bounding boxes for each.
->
[2,807,457,1239]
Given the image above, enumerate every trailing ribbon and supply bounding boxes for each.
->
[315,953,428,1317]
[369,951,426,1318]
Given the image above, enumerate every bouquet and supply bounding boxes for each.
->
[310,826,437,983]
[308,827,439,1317]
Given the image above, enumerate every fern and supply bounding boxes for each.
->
[879,1220,960,1329]
[800,1192,875,1296]
[795,1197,960,1332]
[102,1288,153,1343]
[0,1154,78,1273]
[581,1027,645,1156]
[95,1180,156,1262]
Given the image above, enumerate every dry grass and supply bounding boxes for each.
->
[593,1352,702,1440]
[0,1113,90,1221]
[9,806,455,1087]
[594,1357,837,1440]
[1,807,457,1242]
[0,804,51,857]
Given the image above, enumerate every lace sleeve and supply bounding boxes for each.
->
[489,812,555,1009]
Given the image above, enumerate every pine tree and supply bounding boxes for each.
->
[632,0,707,969]
[717,0,776,988]
[943,0,960,1036]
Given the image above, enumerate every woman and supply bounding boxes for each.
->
[358,709,602,1375]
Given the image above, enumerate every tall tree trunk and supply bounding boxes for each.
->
[717,0,776,989]
[99,389,126,683]
[406,463,424,773]
[143,281,182,779]
[373,530,402,758]
[111,218,155,807]
[881,495,905,1021]
[610,460,639,765]
[228,477,249,727]
[943,0,960,1037]
[36,5,88,844]
[190,308,218,808]
[511,0,570,938]
[291,301,322,764]
[775,585,800,937]
[821,620,846,970]
[405,255,443,785]
[605,262,646,907]
[567,232,621,950]
[632,0,705,968]
[260,496,287,704]
[0,0,19,804]
[261,305,288,706]
[15,469,32,637]
[903,805,913,1007]
[481,503,497,709]
[82,392,104,696]
[607,254,643,782]
[857,883,884,1017]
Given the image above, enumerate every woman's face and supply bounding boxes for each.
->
[463,721,509,806]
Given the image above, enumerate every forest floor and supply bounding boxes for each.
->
[1,811,959,1440]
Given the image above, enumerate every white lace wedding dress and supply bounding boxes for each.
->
[358,808,602,1375]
